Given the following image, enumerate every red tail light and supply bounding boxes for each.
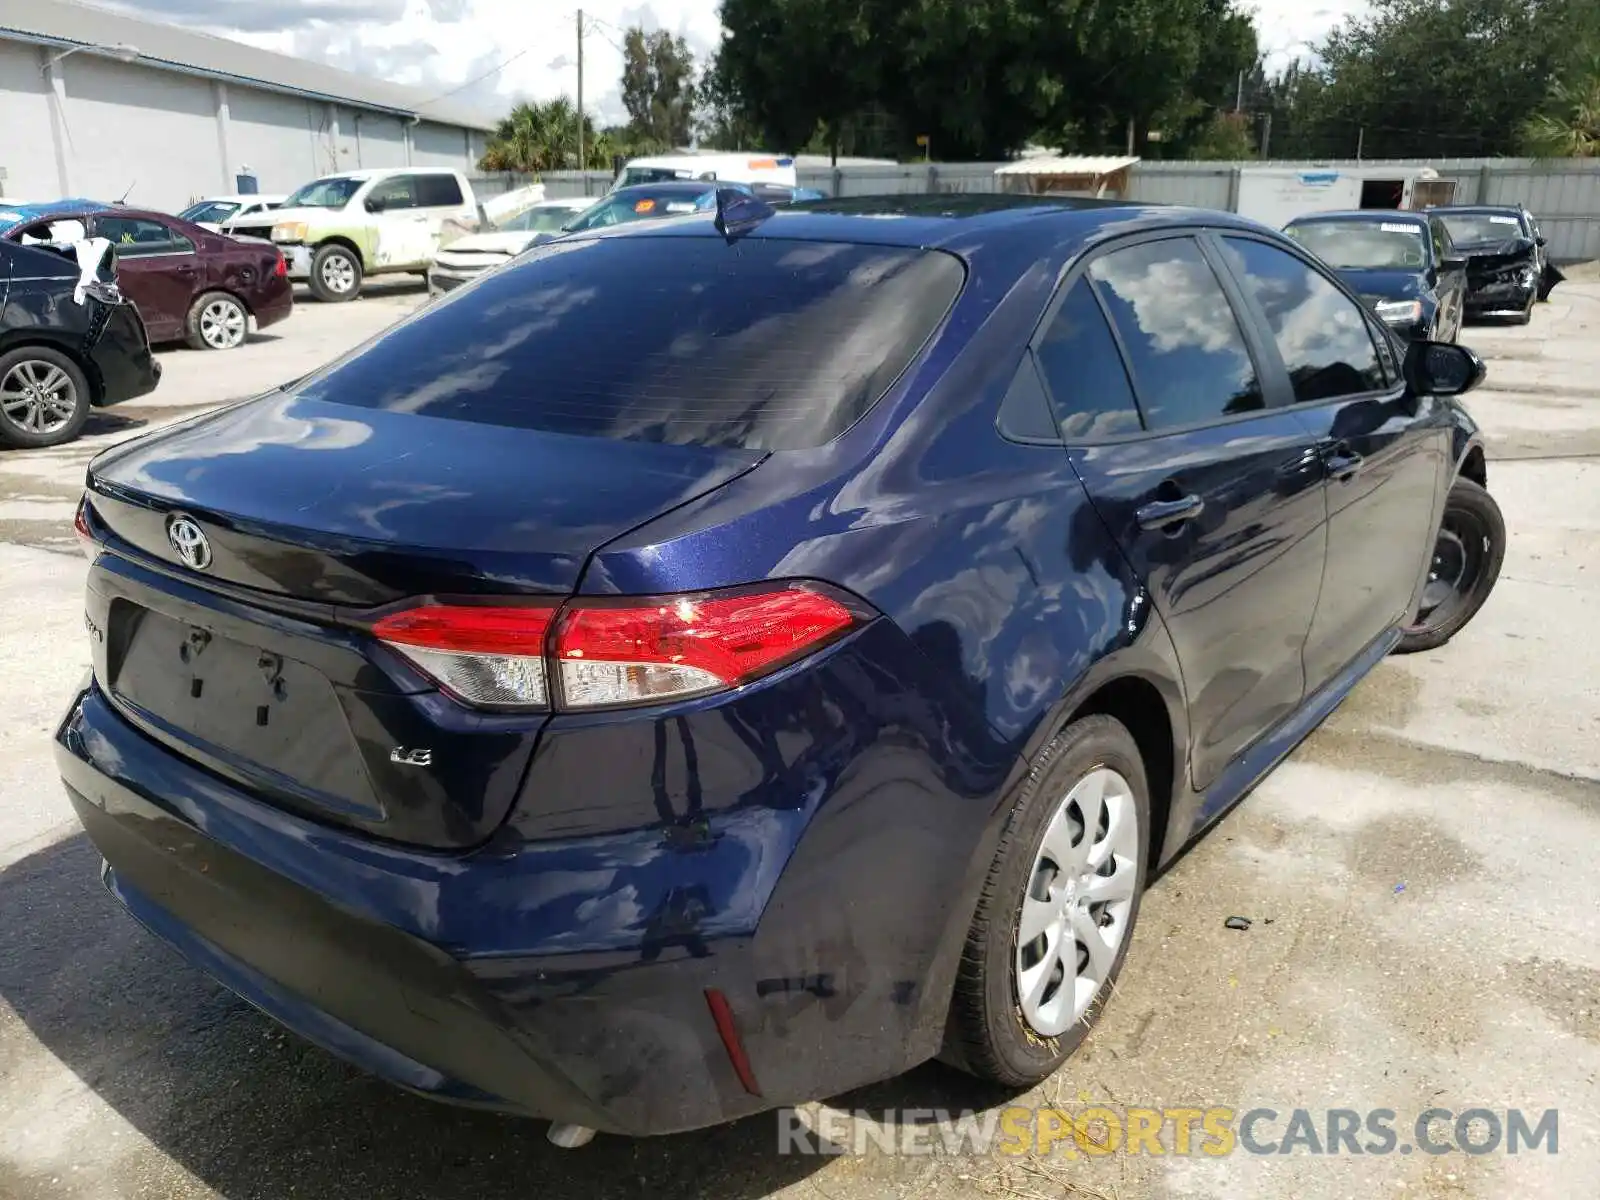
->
[73,495,99,561]
[371,584,863,712]
[273,252,287,277]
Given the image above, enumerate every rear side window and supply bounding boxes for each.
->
[416,174,465,207]
[1219,237,1386,403]
[296,236,965,450]
[1088,238,1264,431]
[1033,279,1142,439]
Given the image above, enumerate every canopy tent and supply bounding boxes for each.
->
[993,156,1141,198]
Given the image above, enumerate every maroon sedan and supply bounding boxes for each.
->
[3,208,293,351]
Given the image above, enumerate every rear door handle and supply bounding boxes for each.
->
[1322,441,1365,482]
[1136,494,1205,532]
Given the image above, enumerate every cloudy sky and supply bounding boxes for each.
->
[91,0,1370,125]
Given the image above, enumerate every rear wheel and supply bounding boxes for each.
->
[945,716,1150,1086]
[309,244,362,302]
[186,291,248,350]
[0,347,91,449]
[1397,478,1506,654]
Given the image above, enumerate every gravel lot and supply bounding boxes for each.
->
[2,281,1596,1200]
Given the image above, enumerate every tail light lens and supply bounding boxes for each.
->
[371,584,864,712]
[73,495,99,561]
[273,252,288,278]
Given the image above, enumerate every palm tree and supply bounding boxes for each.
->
[480,98,608,172]
[1523,58,1600,158]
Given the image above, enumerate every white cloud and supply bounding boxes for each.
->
[95,0,1367,125]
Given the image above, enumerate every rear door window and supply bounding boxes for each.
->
[295,235,966,451]
[1033,278,1143,439]
[366,176,419,211]
[1087,237,1265,431]
[415,174,465,207]
[96,217,193,256]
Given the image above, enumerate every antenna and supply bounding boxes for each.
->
[116,180,136,204]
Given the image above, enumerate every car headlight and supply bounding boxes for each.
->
[271,222,308,244]
[1372,299,1424,324]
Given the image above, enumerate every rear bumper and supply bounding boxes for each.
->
[88,303,160,406]
[250,280,295,331]
[56,629,1013,1133]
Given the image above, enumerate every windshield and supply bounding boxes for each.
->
[1285,221,1430,270]
[294,237,966,451]
[499,206,583,233]
[1438,212,1527,247]
[282,177,363,209]
[179,201,240,224]
[562,188,715,233]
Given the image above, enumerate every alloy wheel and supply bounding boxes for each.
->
[200,298,247,349]
[0,360,79,435]
[1014,767,1140,1037]
[321,253,357,294]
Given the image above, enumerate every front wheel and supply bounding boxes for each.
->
[944,715,1150,1087]
[1396,478,1506,654]
[309,244,363,302]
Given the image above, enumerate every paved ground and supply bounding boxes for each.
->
[1,283,1596,1200]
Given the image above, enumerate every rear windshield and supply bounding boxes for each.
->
[295,235,965,450]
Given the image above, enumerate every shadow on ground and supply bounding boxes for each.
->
[0,832,1005,1199]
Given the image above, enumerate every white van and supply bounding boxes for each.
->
[613,153,798,191]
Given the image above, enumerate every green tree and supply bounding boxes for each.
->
[1292,0,1600,159]
[478,98,609,171]
[620,27,697,148]
[1523,56,1600,156]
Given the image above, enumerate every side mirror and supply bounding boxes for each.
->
[1405,340,1486,398]
[364,197,385,214]
[1535,235,1548,247]
[1440,255,1466,270]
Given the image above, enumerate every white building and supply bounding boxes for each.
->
[0,0,497,212]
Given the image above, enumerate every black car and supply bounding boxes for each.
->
[1284,210,1466,343]
[1432,205,1563,323]
[0,239,161,448]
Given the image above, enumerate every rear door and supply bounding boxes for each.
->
[365,174,442,269]
[92,214,199,342]
[1211,233,1450,691]
[1047,233,1329,795]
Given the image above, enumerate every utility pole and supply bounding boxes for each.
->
[1260,112,1272,158]
[1235,70,1245,113]
[576,8,585,175]
[1356,127,1365,163]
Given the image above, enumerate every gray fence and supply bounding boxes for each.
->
[475,157,1600,263]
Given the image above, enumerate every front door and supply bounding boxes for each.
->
[92,215,200,343]
[1041,236,1329,795]
[1211,234,1451,691]
[1428,218,1467,340]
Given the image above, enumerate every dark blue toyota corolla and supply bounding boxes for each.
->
[57,194,1505,1144]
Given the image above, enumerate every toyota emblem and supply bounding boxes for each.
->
[165,515,212,571]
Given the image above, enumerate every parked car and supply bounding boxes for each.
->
[0,238,159,448]
[748,182,828,205]
[177,194,288,234]
[1431,204,1563,323]
[556,180,758,235]
[58,197,1503,1145]
[2,207,292,351]
[226,168,480,302]
[613,151,798,190]
[427,197,593,295]
[1283,209,1466,342]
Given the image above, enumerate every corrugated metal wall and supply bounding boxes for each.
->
[530,158,1600,263]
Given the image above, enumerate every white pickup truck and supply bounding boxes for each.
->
[227,167,481,302]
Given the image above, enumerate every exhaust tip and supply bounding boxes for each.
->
[546,1123,597,1149]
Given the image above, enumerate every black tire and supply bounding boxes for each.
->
[184,291,249,351]
[1396,477,1506,654]
[944,715,1151,1087]
[309,243,363,303]
[0,346,92,449]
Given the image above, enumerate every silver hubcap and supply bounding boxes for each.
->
[1015,768,1139,1037]
[0,360,78,435]
[321,253,356,293]
[200,299,246,348]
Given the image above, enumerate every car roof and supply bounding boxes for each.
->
[192,194,288,204]
[1431,204,1524,215]
[577,194,1267,256]
[1286,209,1429,225]
[535,197,593,208]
